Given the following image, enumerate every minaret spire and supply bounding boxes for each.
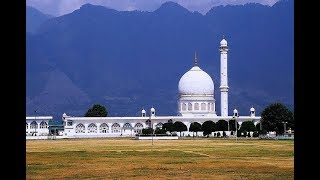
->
[194,50,198,66]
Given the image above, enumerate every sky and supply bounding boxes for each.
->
[26,0,280,16]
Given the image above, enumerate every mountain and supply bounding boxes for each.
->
[26,0,294,120]
[26,6,54,33]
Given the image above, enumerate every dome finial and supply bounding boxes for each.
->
[194,50,198,66]
[223,34,225,39]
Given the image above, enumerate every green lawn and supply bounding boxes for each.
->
[26,138,294,179]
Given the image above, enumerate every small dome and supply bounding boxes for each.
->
[233,109,238,114]
[150,107,155,112]
[141,109,146,113]
[250,107,255,112]
[220,38,227,46]
[178,66,214,95]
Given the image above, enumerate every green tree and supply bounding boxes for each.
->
[85,104,108,117]
[240,121,257,132]
[261,102,294,135]
[189,122,202,137]
[162,122,174,132]
[173,121,187,136]
[216,120,228,131]
[202,121,216,137]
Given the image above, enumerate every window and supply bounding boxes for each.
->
[67,121,73,126]
[26,123,28,129]
[134,123,143,134]
[194,103,199,110]
[111,123,121,133]
[188,103,192,111]
[201,103,206,110]
[30,121,37,129]
[88,123,97,133]
[156,122,163,128]
[146,120,151,128]
[100,123,109,133]
[123,123,133,132]
[40,121,48,129]
[75,123,85,133]
[182,103,187,111]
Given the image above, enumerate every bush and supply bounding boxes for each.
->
[154,127,166,134]
[237,131,241,137]
[142,128,153,135]
[258,129,268,135]
[253,131,259,137]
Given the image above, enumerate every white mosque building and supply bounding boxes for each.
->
[58,37,261,138]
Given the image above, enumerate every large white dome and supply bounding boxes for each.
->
[178,66,214,95]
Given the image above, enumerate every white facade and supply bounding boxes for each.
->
[26,116,51,137]
[60,37,261,138]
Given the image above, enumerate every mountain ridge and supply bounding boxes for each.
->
[26,0,293,120]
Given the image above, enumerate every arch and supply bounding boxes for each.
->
[146,119,151,128]
[188,103,192,111]
[201,103,206,110]
[111,123,121,133]
[100,123,109,133]
[123,123,133,129]
[156,122,163,128]
[30,121,37,129]
[75,123,85,133]
[88,123,97,133]
[182,103,187,111]
[40,121,48,129]
[134,123,144,134]
[26,123,28,129]
[194,103,199,110]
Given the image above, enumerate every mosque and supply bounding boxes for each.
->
[26,37,261,138]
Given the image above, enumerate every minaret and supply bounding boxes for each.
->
[220,36,229,117]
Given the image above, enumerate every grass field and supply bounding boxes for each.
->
[26,138,294,179]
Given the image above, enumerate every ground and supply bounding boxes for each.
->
[26,138,294,179]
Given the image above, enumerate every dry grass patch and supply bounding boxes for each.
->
[27,138,293,179]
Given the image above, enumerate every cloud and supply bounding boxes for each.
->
[27,0,280,16]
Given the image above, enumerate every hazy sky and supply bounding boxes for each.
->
[26,0,280,16]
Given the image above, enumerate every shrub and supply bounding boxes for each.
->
[154,127,166,134]
[142,128,153,135]
[253,131,259,137]
[258,129,268,135]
